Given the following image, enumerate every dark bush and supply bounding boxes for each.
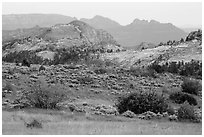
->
[180,38,184,43]
[181,78,201,95]
[26,119,42,129]
[177,102,197,122]
[148,62,164,73]
[94,68,107,74]
[22,59,30,67]
[77,76,94,85]
[39,65,46,71]
[116,91,168,114]
[169,92,197,105]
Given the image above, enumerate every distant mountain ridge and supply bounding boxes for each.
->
[3,14,187,47]
[80,15,121,29]
[80,16,187,46]
[2,14,77,30]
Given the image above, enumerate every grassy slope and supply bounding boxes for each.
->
[2,110,202,135]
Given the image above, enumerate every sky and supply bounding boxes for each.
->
[2,2,202,28]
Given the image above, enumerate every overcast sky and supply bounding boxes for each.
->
[2,2,202,28]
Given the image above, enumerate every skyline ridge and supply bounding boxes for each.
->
[2,13,201,28]
[3,2,201,28]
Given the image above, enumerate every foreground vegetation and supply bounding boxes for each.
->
[2,109,202,135]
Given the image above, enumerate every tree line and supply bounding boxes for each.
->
[149,60,202,79]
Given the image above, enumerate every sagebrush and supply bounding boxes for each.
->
[116,91,168,114]
[169,92,197,105]
[177,102,199,122]
[181,78,201,95]
[18,80,66,109]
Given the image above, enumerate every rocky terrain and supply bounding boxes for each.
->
[102,40,202,67]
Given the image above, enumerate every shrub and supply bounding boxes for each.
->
[22,59,30,67]
[25,119,42,129]
[148,62,164,73]
[166,105,176,115]
[129,67,157,78]
[116,91,168,114]
[168,114,178,121]
[39,65,46,71]
[177,102,198,122]
[169,92,197,105]
[181,78,201,95]
[77,76,93,85]
[94,68,107,74]
[18,80,66,109]
[122,110,136,118]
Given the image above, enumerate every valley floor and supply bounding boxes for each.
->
[2,109,202,135]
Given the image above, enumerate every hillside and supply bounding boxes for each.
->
[102,41,201,68]
[2,20,122,64]
[101,29,202,68]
